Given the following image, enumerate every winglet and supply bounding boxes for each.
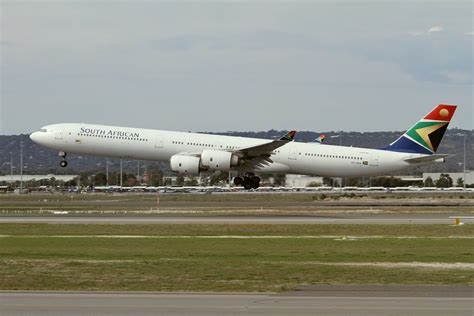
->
[279,130,296,141]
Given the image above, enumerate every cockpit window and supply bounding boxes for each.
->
[40,129,47,133]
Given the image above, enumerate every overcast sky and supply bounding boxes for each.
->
[1,0,472,135]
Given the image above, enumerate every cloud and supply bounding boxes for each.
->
[428,26,444,33]
[2,2,472,133]
[410,26,444,37]
[441,71,472,84]
[465,31,474,36]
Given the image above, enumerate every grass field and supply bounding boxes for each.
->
[0,223,472,292]
[1,192,473,214]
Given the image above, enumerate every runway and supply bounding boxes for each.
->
[0,214,471,224]
[1,286,472,316]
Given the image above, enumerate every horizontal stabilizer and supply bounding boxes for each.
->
[404,154,451,164]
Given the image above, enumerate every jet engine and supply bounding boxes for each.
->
[170,155,201,175]
[200,150,239,171]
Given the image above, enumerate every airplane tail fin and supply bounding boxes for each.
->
[383,104,457,154]
[279,130,297,141]
[312,134,326,144]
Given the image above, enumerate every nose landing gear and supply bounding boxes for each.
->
[59,151,68,168]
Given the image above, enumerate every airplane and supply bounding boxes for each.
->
[30,104,457,189]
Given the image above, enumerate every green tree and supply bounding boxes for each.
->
[184,176,199,186]
[176,175,185,186]
[436,174,453,188]
[147,168,164,186]
[322,177,332,186]
[456,178,464,187]
[49,177,57,188]
[64,178,77,187]
[371,176,408,188]
[209,171,228,185]
[79,172,93,187]
[163,177,172,186]
[94,172,107,186]
[424,177,434,187]
[200,175,210,186]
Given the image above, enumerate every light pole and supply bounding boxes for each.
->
[120,158,123,189]
[20,135,23,194]
[137,160,140,185]
[10,152,13,183]
[463,133,466,190]
[106,158,109,186]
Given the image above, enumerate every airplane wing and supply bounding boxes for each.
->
[172,130,296,172]
[236,130,296,157]
[232,130,296,171]
[404,154,451,164]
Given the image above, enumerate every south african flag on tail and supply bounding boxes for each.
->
[383,104,457,154]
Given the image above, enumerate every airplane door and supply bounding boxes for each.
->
[370,154,379,166]
[361,152,370,166]
[288,144,298,160]
[155,136,163,149]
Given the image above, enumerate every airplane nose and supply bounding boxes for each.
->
[30,132,40,143]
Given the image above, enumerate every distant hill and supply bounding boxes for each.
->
[0,129,472,176]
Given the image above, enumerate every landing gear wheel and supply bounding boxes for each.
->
[251,176,260,189]
[60,160,68,168]
[243,176,252,190]
[233,177,243,186]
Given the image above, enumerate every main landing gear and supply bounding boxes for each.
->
[234,175,260,190]
[59,151,68,168]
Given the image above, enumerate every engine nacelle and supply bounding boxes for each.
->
[170,155,201,175]
[200,150,239,171]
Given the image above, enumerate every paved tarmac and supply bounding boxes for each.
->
[1,286,472,316]
[1,214,473,224]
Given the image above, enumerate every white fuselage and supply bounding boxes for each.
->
[30,123,424,177]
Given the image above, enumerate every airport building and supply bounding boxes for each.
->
[0,174,78,183]
[285,174,323,187]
